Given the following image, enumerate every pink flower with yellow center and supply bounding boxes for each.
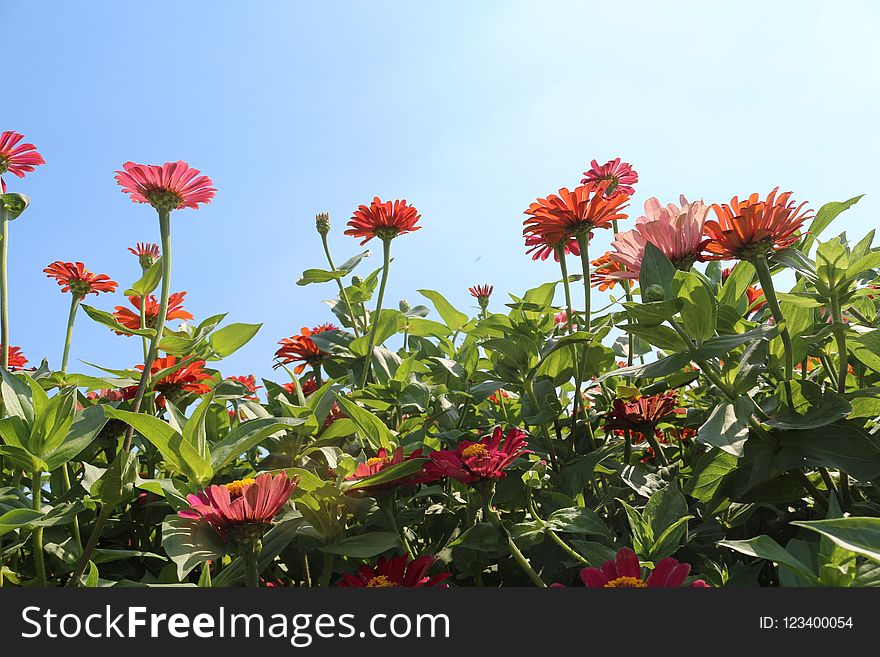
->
[337,554,450,588]
[0,131,45,192]
[115,161,216,211]
[578,547,710,588]
[424,426,530,485]
[581,158,638,197]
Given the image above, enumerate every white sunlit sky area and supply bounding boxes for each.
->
[4,1,880,386]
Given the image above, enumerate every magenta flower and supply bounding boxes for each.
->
[579,548,710,588]
[115,160,216,211]
[337,554,451,587]
[604,195,710,282]
[0,131,45,192]
[581,158,638,197]
[424,426,530,485]
[178,472,297,540]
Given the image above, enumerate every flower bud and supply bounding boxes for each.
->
[315,212,330,235]
[643,284,666,303]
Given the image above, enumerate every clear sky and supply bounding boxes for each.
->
[4,0,879,384]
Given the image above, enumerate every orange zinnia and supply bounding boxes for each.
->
[703,188,812,261]
[113,291,193,332]
[345,197,421,245]
[137,354,212,403]
[590,252,622,291]
[44,261,118,296]
[275,324,338,373]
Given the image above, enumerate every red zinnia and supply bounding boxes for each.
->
[44,261,117,296]
[605,391,683,433]
[138,355,212,402]
[581,158,638,197]
[703,188,812,261]
[345,197,421,245]
[115,161,216,211]
[3,345,28,370]
[128,242,160,269]
[424,426,530,485]
[523,182,629,259]
[0,131,45,192]
[178,472,298,541]
[86,387,137,403]
[283,377,319,398]
[228,374,262,400]
[113,291,193,332]
[488,389,510,405]
[275,324,337,374]
[337,554,450,588]
[469,284,493,301]
[578,547,709,588]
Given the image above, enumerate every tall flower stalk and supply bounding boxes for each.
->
[359,237,392,388]
[316,212,361,337]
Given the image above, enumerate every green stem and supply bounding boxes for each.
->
[480,484,546,587]
[319,552,335,587]
[32,471,47,586]
[358,237,392,388]
[139,295,149,361]
[321,232,361,338]
[528,492,589,565]
[242,542,261,588]
[574,233,598,449]
[66,504,113,586]
[382,493,414,558]
[123,209,173,453]
[753,254,794,402]
[829,295,848,394]
[60,464,83,553]
[556,247,582,430]
[0,214,9,369]
[60,294,81,374]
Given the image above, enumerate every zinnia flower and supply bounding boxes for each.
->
[345,446,428,494]
[0,131,45,192]
[590,252,623,291]
[128,242,160,269]
[523,182,629,257]
[424,426,530,485]
[228,374,262,400]
[113,291,193,332]
[337,554,450,588]
[3,345,28,370]
[600,196,710,284]
[86,387,137,403]
[178,472,297,541]
[115,161,216,211]
[703,188,812,261]
[469,284,493,303]
[524,232,581,262]
[553,310,569,325]
[488,389,510,405]
[138,355,212,404]
[44,261,118,296]
[345,197,421,245]
[275,324,337,374]
[581,158,638,197]
[283,377,319,397]
[605,391,683,433]
[578,548,709,588]
[746,285,766,311]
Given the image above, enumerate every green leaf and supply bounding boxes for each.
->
[44,405,108,471]
[448,522,503,552]
[764,381,852,430]
[776,425,880,482]
[683,448,738,503]
[0,192,30,219]
[623,298,684,327]
[124,257,163,296]
[350,309,401,356]
[0,508,44,538]
[617,499,652,556]
[84,561,100,587]
[162,516,227,580]
[209,417,306,472]
[801,196,863,253]
[639,241,676,299]
[333,394,394,450]
[696,397,753,456]
[544,507,613,542]
[674,271,716,344]
[29,386,77,458]
[209,322,261,358]
[342,458,427,491]
[297,268,345,286]
[418,289,468,331]
[81,304,157,337]
[1,368,34,426]
[90,450,137,507]
[321,532,401,558]
[182,392,214,460]
[599,353,691,382]
[721,536,819,584]
[791,517,880,565]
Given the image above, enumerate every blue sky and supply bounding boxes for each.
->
[4,0,879,384]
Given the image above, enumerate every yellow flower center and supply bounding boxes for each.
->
[604,576,647,588]
[366,575,399,588]
[225,478,256,497]
[366,456,388,467]
[462,443,489,459]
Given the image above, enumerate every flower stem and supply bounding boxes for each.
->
[319,552,335,587]
[574,233,598,449]
[139,295,149,361]
[0,214,9,369]
[32,470,47,586]
[556,247,582,432]
[241,542,262,588]
[611,218,636,366]
[480,484,546,587]
[358,237,392,388]
[122,209,173,453]
[753,254,794,402]
[60,464,83,553]
[66,503,113,586]
[321,232,361,338]
[60,293,82,374]
[528,491,589,565]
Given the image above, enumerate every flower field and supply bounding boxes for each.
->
[3,134,880,589]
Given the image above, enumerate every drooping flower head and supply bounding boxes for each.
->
[115,161,216,212]
[178,472,298,542]
[44,261,118,297]
[605,390,683,434]
[345,446,428,494]
[0,131,45,192]
[275,324,338,374]
[581,158,638,197]
[128,242,160,269]
[578,547,709,588]
[424,426,531,485]
[600,196,710,285]
[523,182,629,258]
[703,188,812,261]
[345,197,421,245]
[113,291,192,333]
[227,374,262,400]
[3,345,28,370]
[469,284,493,309]
[138,354,212,405]
[337,554,450,588]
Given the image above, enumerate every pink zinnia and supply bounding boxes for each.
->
[424,426,530,485]
[602,196,709,283]
[0,131,45,192]
[581,158,638,197]
[578,547,710,588]
[115,161,216,211]
[178,472,297,541]
[337,554,450,588]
